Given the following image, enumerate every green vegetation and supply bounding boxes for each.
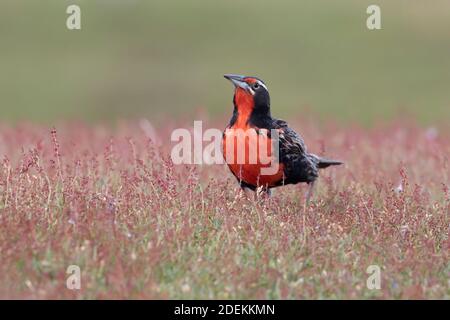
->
[1,0,450,124]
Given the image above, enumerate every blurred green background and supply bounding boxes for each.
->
[1,0,450,125]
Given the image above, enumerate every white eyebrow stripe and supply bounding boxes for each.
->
[258,80,268,91]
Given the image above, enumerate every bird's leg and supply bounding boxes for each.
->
[240,186,253,200]
[304,181,315,212]
[255,186,264,201]
[265,188,275,208]
[255,186,272,204]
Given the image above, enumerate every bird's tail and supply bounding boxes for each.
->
[309,154,343,169]
[317,158,343,169]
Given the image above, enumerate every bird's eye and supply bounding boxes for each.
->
[252,82,260,90]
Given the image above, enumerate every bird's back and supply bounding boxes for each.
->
[269,118,319,185]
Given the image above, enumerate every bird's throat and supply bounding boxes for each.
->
[233,88,254,128]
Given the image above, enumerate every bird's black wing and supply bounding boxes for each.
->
[271,119,319,184]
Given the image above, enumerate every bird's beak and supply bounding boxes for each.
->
[224,74,250,91]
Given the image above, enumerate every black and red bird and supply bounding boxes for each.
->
[222,74,342,201]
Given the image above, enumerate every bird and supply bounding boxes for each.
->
[222,74,342,204]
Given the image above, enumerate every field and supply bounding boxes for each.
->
[1,0,449,300]
[0,119,448,299]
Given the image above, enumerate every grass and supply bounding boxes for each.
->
[1,0,450,124]
[0,118,448,299]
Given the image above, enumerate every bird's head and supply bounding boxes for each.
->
[224,74,270,117]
